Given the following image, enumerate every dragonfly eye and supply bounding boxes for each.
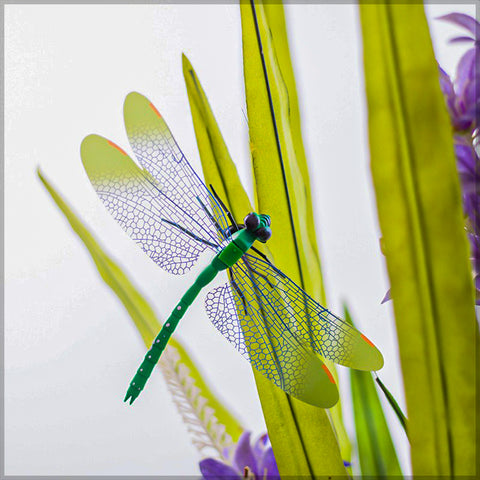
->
[244,213,260,231]
[256,226,272,243]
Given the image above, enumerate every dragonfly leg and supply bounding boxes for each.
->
[229,268,248,315]
[209,184,239,231]
[160,218,219,249]
[196,196,226,238]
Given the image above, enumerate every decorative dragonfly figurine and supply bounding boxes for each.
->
[81,92,383,409]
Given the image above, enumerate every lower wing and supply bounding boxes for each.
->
[205,275,339,408]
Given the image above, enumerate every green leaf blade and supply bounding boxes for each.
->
[351,370,403,477]
[346,307,403,477]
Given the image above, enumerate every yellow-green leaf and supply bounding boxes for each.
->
[260,3,353,464]
[359,3,477,476]
[261,3,325,303]
[183,54,253,225]
[37,167,244,444]
[241,1,347,475]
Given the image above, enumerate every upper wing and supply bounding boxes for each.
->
[123,92,232,242]
[239,253,384,371]
[81,134,221,275]
[205,275,339,408]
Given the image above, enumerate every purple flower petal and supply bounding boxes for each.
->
[454,139,480,194]
[439,66,456,113]
[463,81,480,112]
[252,433,268,459]
[464,195,480,233]
[469,232,480,252]
[438,60,478,131]
[199,458,240,480]
[449,36,476,44]
[222,447,231,460]
[381,289,391,304]
[258,447,280,478]
[233,431,258,475]
[456,48,476,97]
[455,139,476,174]
[437,13,480,40]
[452,115,475,132]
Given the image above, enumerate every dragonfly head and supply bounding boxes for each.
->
[244,213,272,243]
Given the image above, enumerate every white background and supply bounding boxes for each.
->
[5,3,475,476]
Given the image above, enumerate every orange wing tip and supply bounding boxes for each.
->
[149,102,162,118]
[107,140,128,156]
[322,364,336,384]
[361,333,376,348]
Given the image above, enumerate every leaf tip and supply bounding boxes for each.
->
[36,165,44,180]
[181,52,193,72]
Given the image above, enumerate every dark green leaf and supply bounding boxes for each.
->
[346,306,403,477]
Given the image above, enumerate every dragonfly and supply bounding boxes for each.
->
[81,91,383,409]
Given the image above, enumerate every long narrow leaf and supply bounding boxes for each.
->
[182,54,253,225]
[345,307,403,477]
[351,371,403,477]
[261,5,352,465]
[359,3,477,476]
[262,2,326,305]
[240,1,346,475]
[38,168,244,449]
[374,375,408,436]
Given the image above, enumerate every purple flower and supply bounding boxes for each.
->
[199,432,279,479]
[438,13,480,304]
[438,13,479,39]
[454,136,480,196]
[438,13,479,132]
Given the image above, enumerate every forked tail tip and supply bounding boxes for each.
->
[124,389,138,405]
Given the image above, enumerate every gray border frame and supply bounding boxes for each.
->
[1,0,477,479]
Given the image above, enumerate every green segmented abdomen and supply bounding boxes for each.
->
[124,307,183,403]
[124,262,223,405]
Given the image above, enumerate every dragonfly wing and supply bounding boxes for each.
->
[240,253,384,371]
[205,278,339,408]
[81,134,220,275]
[123,92,231,242]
